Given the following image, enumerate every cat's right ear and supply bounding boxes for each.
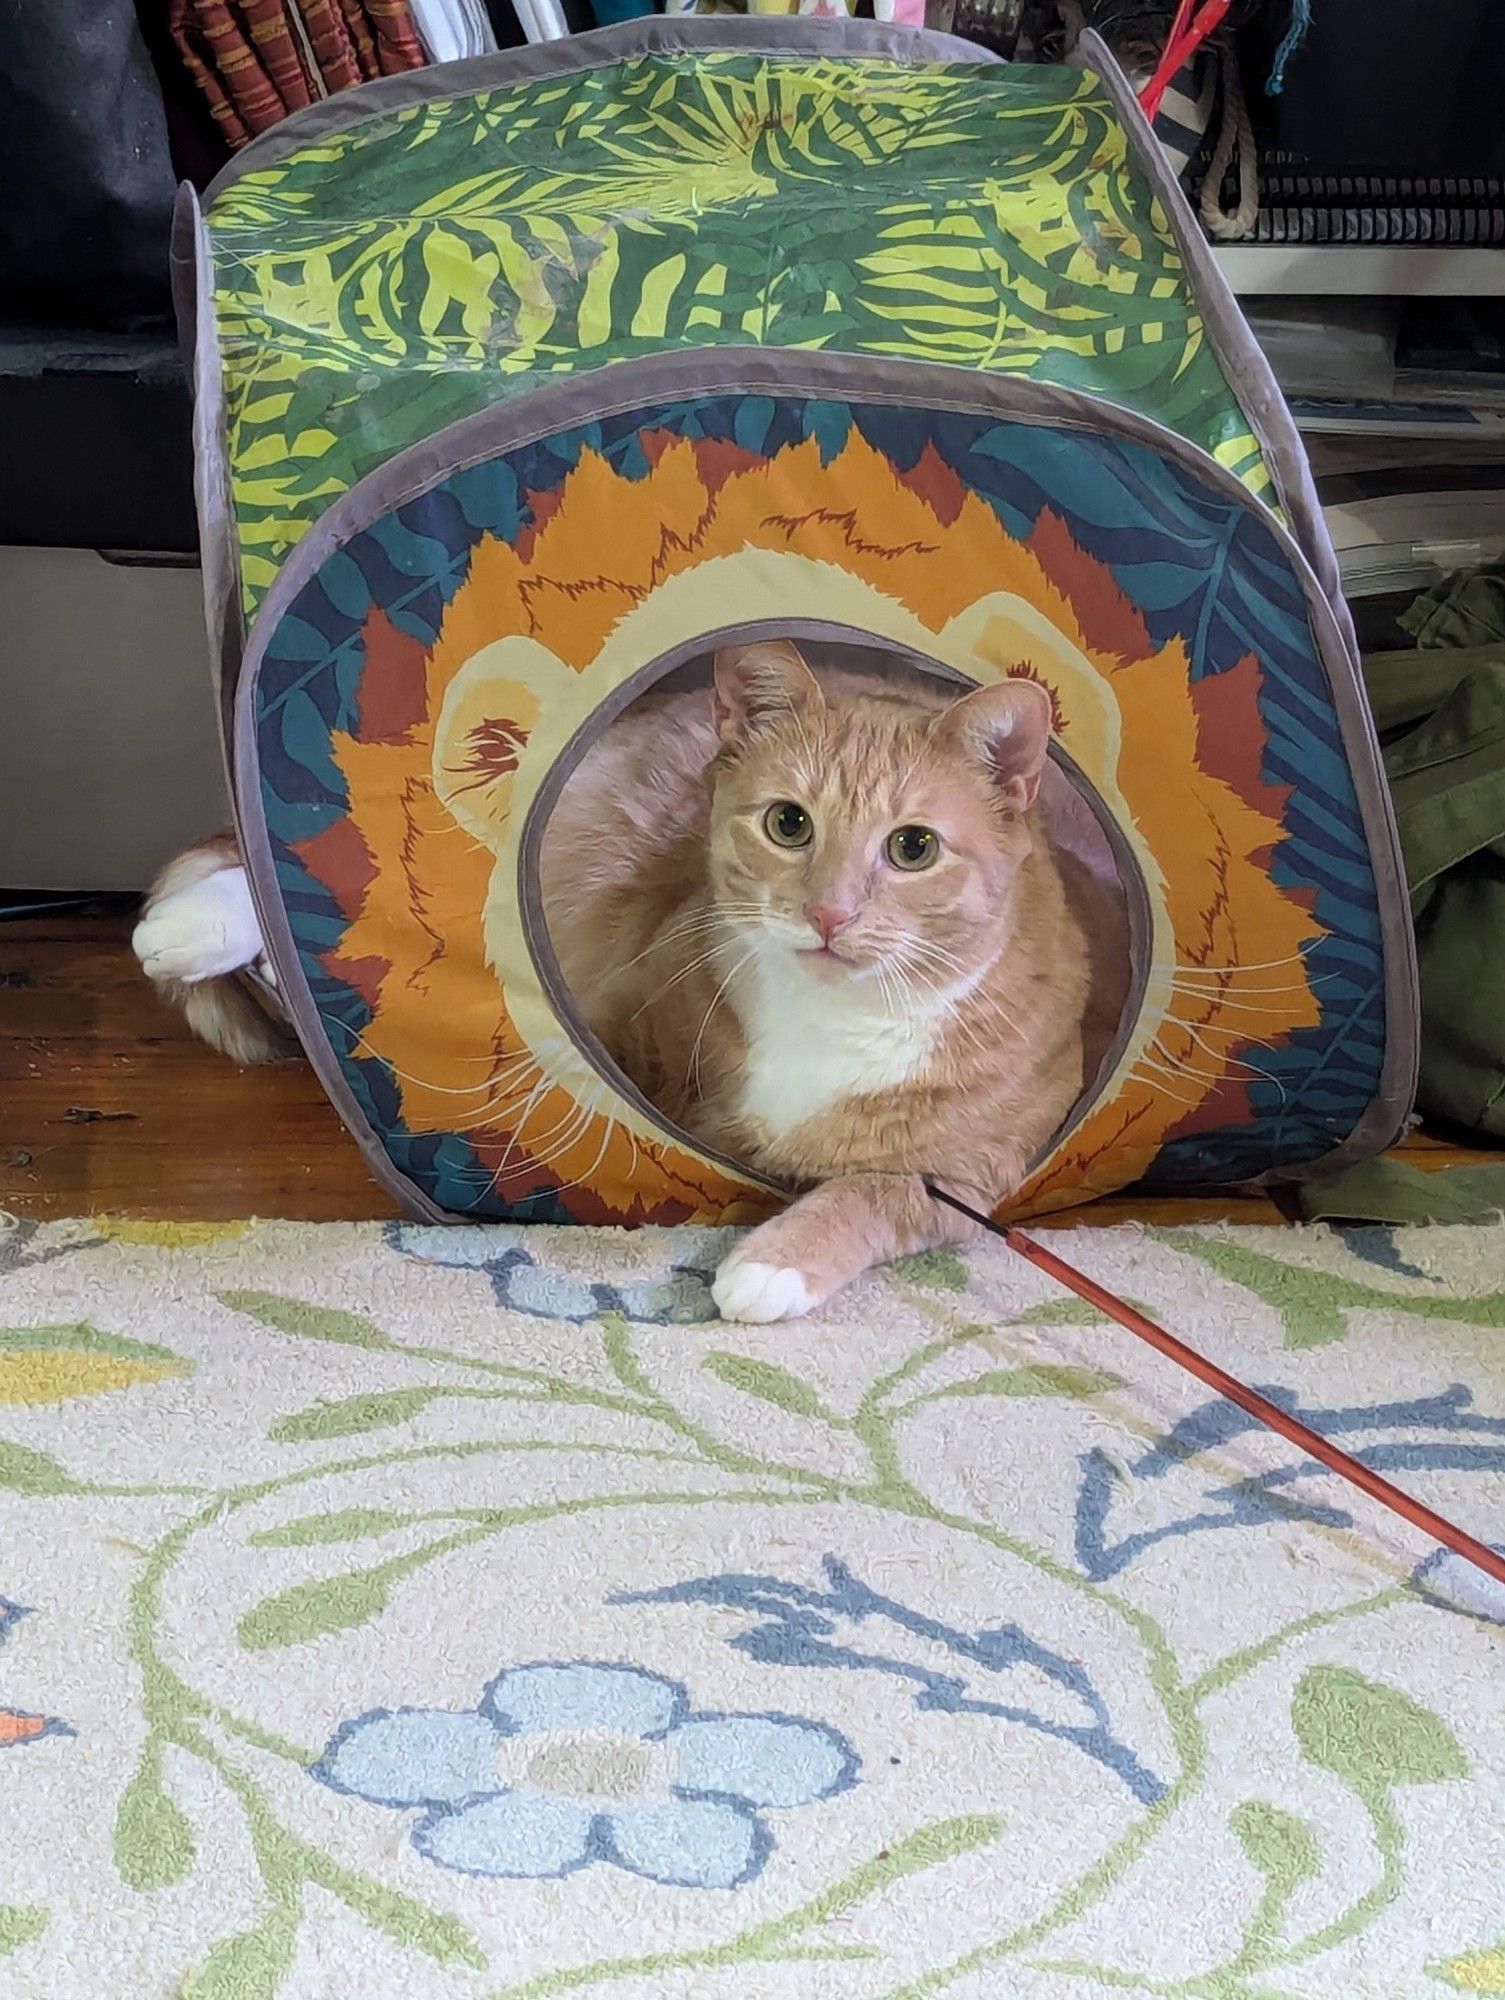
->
[712,641,821,744]
[936,675,1054,814]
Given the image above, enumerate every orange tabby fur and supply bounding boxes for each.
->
[543,643,1123,1321]
[137,644,1122,1320]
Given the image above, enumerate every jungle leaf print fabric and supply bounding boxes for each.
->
[202,44,1271,605]
[2,1215,1503,1995]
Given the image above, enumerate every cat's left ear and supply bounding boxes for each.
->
[937,676,1054,813]
[712,641,821,744]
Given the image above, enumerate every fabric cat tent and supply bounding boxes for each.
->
[177,16,1417,1226]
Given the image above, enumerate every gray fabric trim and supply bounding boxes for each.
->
[167,183,200,374]
[234,346,1416,1201]
[203,16,1001,204]
[1071,30,1418,1179]
[171,185,244,758]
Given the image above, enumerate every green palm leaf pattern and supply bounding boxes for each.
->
[205,50,1268,608]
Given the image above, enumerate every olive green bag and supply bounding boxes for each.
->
[1363,640,1505,1141]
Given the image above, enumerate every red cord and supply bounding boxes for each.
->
[1138,0,1233,122]
[926,1185,1505,1591]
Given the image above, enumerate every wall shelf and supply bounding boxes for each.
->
[1214,244,1505,297]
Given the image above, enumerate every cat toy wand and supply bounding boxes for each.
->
[925,1182,1505,1591]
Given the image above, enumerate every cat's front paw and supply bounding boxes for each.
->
[712,1258,819,1325]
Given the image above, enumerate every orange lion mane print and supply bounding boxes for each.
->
[294,429,1321,1223]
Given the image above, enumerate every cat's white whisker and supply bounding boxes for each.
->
[1167,987,1310,1015]
[488,1071,559,1174]
[1178,1022,1289,1104]
[495,1100,596,1182]
[526,1111,626,1199]
[1176,1016,1280,1053]
[688,946,755,1095]
[627,938,737,1022]
[604,903,765,984]
[1128,1053,1202,1105]
[525,1096,598,1167]
[1168,974,1329,999]
[422,1048,560,1122]
[1145,1037,1222,1090]
[319,1014,539,1105]
[1161,947,1316,979]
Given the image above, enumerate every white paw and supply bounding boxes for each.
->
[712,1259,818,1325]
[133,871,263,985]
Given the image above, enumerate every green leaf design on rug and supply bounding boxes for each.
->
[0,1906,47,1956]
[1157,1232,1505,1349]
[893,1247,970,1292]
[741,1814,1006,1947]
[239,1570,390,1651]
[252,1507,411,1547]
[942,1364,1122,1401]
[1292,1666,1468,1791]
[218,1290,396,1351]
[0,1322,189,1406]
[1025,1299,1119,1326]
[179,1911,297,2000]
[302,1853,485,1969]
[491,1815,1005,1998]
[1228,1798,1322,1966]
[702,1352,835,1423]
[0,1439,82,1496]
[19,1214,1504,1998]
[270,1388,444,1442]
[1433,1943,1505,1992]
[1231,1799,1321,1892]
[115,1758,195,1890]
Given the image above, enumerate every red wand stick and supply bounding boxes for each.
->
[926,1183,1505,1591]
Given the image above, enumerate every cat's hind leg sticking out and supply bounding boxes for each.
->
[132,835,286,1068]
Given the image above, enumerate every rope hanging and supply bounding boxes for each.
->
[1199,31,1260,239]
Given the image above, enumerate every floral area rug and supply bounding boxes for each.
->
[2,1212,1504,2000]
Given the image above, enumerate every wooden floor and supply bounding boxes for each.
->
[0,904,1489,1226]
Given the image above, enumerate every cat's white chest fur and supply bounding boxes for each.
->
[731,948,936,1139]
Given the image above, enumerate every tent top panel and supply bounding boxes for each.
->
[195,23,1274,613]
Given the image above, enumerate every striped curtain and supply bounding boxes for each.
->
[168,0,427,149]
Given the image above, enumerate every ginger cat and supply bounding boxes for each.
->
[134,642,1124,1320]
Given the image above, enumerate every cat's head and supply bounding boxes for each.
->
[708,640,1053,993]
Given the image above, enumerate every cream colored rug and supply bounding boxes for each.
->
[2,1213,1504,1999]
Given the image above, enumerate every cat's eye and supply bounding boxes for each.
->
[887,825,940,871]
[764,802,813,849]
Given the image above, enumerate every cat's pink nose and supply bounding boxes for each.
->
[805,902,856,947]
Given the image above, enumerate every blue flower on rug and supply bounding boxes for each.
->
[386,1223,734,1325]
[312,1660,856,1888]
[1073,1384,1505,1582]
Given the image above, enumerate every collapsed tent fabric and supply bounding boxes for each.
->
[176,17,1417,1224]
